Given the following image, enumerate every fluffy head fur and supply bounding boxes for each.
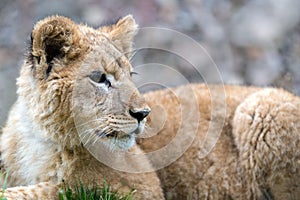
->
[20,15,148,150]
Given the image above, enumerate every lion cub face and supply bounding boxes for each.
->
[24,15,149,150]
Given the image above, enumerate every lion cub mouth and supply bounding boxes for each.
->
[97,130,136,139]
[95,130,137,150]
[96,124,144,139]
[93,124,145,150]
[97,130,122,138]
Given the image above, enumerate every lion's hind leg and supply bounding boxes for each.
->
[233,88,300,199]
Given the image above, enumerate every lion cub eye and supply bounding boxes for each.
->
[130,71,138,77]
[89,71,111,87]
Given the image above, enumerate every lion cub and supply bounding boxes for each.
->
[1,14,300,200]
[0,15,164,199]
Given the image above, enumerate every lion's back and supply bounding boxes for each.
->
[141,84,300,199]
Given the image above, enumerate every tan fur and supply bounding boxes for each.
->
[139,84,300,199]
[1,15,299,200]
[0,15,164,199]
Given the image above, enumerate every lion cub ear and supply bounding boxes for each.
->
[30,15,81,79]
[100,15,138,58]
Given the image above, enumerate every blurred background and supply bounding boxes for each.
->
[0,0,300,127]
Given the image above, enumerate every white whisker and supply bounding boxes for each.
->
[75,118,107,129]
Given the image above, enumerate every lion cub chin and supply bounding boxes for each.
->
[0,15,164,200]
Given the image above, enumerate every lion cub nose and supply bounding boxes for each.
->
[129,108,151,122]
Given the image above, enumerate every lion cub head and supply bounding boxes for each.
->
[19,15,149,150]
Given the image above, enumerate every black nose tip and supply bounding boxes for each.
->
[129,109,150,122]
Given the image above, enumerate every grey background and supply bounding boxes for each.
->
[1,0,300,127]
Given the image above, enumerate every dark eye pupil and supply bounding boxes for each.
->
[99,74,106,83]
[89,71,111,87]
